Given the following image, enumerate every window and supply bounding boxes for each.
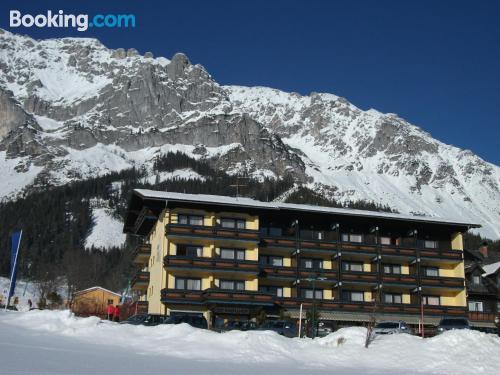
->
[472,275,481,285]
[424,240,438,249]
[422,295,440,306]
[342,261,364,272]
[220,280,245,291]
[342,233,363,243]
[220,218,246,229]
[423,267,439,277]
[259,255,283,267]
[259,285,284,297]
[107,299,114,305]
[300,258,323,270]
[175,277,201,290]
[177,245,202,257]
[383,264,402,274]
[301,288,324,299]
[468,301,484,312]
[342,290,364,302]
[383,293,402,304]
[380,236,391,245]
[178,214,204,226]
[220,248,245,260]
[497,302,500,312]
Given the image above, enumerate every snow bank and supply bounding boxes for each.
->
[1,310,499,375]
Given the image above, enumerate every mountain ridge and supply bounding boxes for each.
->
[0,28,498,238]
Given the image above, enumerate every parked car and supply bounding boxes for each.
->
[120,314,168,326]
[372,321,412,336]
[164,314,208,329]
[223,320,257,331]
[258,320,298,338]
[436,318,470,333]
[316,321,334,337]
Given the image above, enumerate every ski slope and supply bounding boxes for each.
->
[0,310,499,375]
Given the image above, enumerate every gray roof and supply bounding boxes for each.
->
[134,189,481,228]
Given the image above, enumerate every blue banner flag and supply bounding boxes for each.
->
[8,231,22,300]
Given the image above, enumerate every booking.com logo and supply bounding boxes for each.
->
[9,10,136,32]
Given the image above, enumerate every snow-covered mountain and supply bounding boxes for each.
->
[0,29,499,238]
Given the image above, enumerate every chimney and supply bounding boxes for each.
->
[479,242,488,258]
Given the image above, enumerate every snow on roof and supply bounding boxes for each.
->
[134,189,481,227]
[73,286,121,297]
[482,261,500,276]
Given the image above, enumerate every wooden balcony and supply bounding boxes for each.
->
[131,271,149,290]
[381,245,416,259]
[420,276,464,289]
[259,265,296,279]
[161,289,205,305]
[261,232,463,262]
[160,288,275,306]
[136,301,148,314]
[275,298,467,316]
[165,224,259,243]
[341,271,378,284]
[164,255,259,274]
[202,289,275,306]
[132,244,151,265]
[468,311,498,322]
[340,243,378,255]
[420,248,462,261]
[298,268,338,280]
[382,273,417,286]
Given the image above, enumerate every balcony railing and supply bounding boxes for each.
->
[298,267,338,280]
[160,288,275,306]
[420,275,464,288]
[275,298,467,316]
[164,255,259,274]
[203,289,275,305]
[259,265,296,279]
[340,271,378,283]
[382,273,417,285]
[419,248,462,261]
[131,271,149,289]
[132,244,151,265]
[165,224,259,242]
[468,311,498,321]
[161,289,205,304]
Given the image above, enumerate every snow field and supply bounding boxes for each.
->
[0,309,499,375]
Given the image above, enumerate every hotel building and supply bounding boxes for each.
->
[124,189,479,328]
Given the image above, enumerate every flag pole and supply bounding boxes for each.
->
[5,230,22,311]
[298,303,303,338]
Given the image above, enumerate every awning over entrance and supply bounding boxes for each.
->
[286,310,442,325]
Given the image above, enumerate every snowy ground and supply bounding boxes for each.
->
[0,310,499,375]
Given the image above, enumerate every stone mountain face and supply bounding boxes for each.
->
[0,29,499,238]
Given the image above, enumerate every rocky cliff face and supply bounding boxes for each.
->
[0,29,499,238]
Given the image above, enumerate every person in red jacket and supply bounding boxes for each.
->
[113,304,121,322]
[107,303,115,321]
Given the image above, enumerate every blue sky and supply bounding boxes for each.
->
[1,0,499,165]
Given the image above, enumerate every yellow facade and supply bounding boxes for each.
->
[134,205,469,320]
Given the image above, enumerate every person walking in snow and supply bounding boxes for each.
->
[113,304,121,322]
[28,299,33,310]
[107,303,115,321]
